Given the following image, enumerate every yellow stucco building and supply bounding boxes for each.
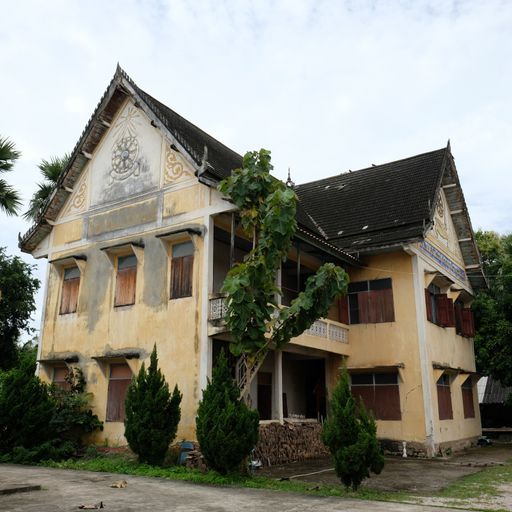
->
[20,67,485,457]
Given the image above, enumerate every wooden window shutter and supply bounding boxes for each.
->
[115,256,137,307]
[106,364,132,422]
[437,377,453,420]
[338,295,349,324]
[171,254,194,299]
[53,367,71,390]
[462,379,475,418]
[357,292,370,323]
[461,309,475,337]
[436,294,450,327]
[455,302,463,335]
[60,268,80,315]
[380,288,395,322]
[425,289,433,322]
[446,298,455,328]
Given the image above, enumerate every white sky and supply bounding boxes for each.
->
[1,0,511,336]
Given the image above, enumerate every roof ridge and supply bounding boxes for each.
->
[296,147,447,189]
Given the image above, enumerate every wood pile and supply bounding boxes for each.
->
[185,448,208,472]
[253,420,329,466]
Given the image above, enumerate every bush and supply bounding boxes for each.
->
[322,369,384,490]
[0,359,55,454]
[49,367,103,445]
[124,345,182,466]
[0,361,102,462]
[196,350,259,474]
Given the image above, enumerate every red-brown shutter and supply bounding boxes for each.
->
[455,302,463,335]
[446,298,455,328]
[106,364,132,422]
[468,309,476,337]
[170,254,194,299]
[367,290,378,323]
[358,292,370,323]
[425,289,433,322]
[60,277,80,314]
[462,383,475,418]
[53,367,71,390]
[381,287,395,322]
[437,383,453,420]
[338,295,349,324]
[374,385,401,420]
[115,266,137,306]
[436,294,450,327]
[461,309,474,337]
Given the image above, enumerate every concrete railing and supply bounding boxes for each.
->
[208,295,349,344]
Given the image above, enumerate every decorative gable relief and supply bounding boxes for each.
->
[60,168,89,219]
[163,145,194,186]
[426,189,464,265]
[90,100,162,207]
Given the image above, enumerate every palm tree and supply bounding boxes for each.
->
[0,136,22,216]
[24,154,70,221]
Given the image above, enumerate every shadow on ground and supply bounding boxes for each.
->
[259,444,512,493]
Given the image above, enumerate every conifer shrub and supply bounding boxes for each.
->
[322,369,385,490]
[196,350,259,474]
[0,358,55,455]
[124,345,182,466]
[0,361,103,462]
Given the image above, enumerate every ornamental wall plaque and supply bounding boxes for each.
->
[108,106,144,185]
[163,145,193,184]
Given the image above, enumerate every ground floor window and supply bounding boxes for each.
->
[106,363,132,422]
[52,366,70,390]
[350,372,401,420]
[461,377,475,418]
[437,373,453,420]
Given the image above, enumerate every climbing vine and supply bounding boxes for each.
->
[219,149,349,358]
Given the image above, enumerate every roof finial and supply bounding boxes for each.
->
[286,167,295,188]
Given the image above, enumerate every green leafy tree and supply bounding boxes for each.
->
[0,136,22,216]
[322,369,384,490]
[24,154,69,220]
[124,345,182,465]
[0,247,40,370]
[473,230,512,386]
[196,350,259,474]
[0,358,55,455]
[218,149,349,394]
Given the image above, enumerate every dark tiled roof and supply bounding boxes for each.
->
[295,148,447,252]
[483,377,512,404]
[131,85,243,180]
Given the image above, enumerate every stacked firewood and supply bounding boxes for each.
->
[184,448,208,472]
[253,420,329,466]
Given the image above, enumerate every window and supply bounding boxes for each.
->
[170,241,194,299]
[52,366,70,390]
[425,284,455,328]
[461,377,475,418]
[106,363,132,422]
[60,266,80,314]
[114,255,137,307]
[350,372,401,420]
[437,374,453,420]
[454,300,475,337]
[343,278,395,324]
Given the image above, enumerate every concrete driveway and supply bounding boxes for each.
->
[0,465,464,512]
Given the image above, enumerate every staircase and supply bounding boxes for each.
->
[236,347,269,402]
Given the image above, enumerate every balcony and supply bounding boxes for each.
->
[208,295,350,355]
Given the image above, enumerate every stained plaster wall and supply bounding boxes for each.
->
[345,251,427,443]
[36,98,234,444]
[415,189,481,446]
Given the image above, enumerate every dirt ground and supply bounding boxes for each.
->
[259,444,512,493]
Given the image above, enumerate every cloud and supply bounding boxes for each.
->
[1,0,511,335]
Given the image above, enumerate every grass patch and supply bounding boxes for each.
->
[437,462,512,500]
[40,453,406,503]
